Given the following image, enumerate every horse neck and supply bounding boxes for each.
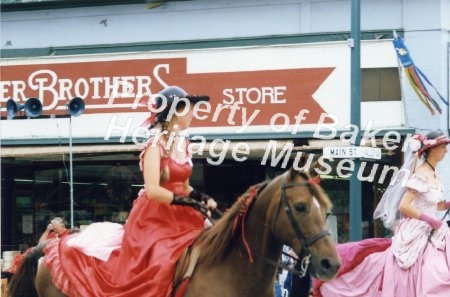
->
[232,183,282,282]
[188,182,284,297]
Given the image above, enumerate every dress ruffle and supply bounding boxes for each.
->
[313,238,391,297]
[317,231,450,296]
[392,218,430,269]
[43,239,78,296]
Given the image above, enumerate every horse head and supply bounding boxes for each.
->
[268,165,340,281]
[188,164,340,296]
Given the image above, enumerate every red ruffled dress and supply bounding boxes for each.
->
[44,140,204,297]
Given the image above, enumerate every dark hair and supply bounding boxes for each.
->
[149,86,209,129]
[155,99,188,125]
[426,130,445,140]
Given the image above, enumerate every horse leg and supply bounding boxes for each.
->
[35,260,67,297]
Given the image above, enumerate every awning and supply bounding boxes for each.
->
[0,144,140,158]
[1,144,141,163]
[0,140,295,162]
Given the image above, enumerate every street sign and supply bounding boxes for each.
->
[322,146,382,159]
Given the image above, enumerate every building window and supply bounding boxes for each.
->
[362,68,401,101]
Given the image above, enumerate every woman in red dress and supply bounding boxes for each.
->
[43,86,217,297]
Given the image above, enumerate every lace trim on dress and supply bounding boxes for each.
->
[406,173,429,193]
[170,156,193,167]
[139,137,191,171]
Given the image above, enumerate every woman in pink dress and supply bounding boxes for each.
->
[43,86,217,297]
[315,130,450,297]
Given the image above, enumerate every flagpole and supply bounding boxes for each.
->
[393,31,408,126]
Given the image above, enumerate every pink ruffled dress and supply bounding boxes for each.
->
[317,173,450,297]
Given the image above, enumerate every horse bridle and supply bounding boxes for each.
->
[277,180,331,277]
[202,178,331,277]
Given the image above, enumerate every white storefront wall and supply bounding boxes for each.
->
[0,40,402,142]
[1,0,449,192]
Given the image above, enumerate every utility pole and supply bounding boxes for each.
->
[349,0,362,241]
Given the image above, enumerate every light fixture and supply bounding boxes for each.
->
[7,97,86,229]
[6,98,43,118]
[67,97,85,117]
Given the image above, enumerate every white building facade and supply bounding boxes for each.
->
[1,0,449,247]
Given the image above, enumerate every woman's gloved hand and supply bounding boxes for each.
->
[189,189,217,209]
[418,213,442,229]
[171,194,209,215]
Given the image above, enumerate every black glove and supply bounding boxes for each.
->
[189,189,214,204]
[171,194,209,215]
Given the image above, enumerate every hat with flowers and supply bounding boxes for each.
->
[410,131,450,157]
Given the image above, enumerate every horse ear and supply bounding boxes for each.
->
[308,160,322,185]
[308,160,321,178]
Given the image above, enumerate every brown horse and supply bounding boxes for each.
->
[9,167,340,297]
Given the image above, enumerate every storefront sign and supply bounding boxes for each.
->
[0,57,334,126]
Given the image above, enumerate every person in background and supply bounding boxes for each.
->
[315,130,450,297]
[38,217,68,244]
[7,217,68,275]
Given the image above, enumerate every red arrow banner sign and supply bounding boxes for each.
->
[0,57,334,127]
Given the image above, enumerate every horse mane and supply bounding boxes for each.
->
[196,180,269,266]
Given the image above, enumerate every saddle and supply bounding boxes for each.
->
[172,244,201,297]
